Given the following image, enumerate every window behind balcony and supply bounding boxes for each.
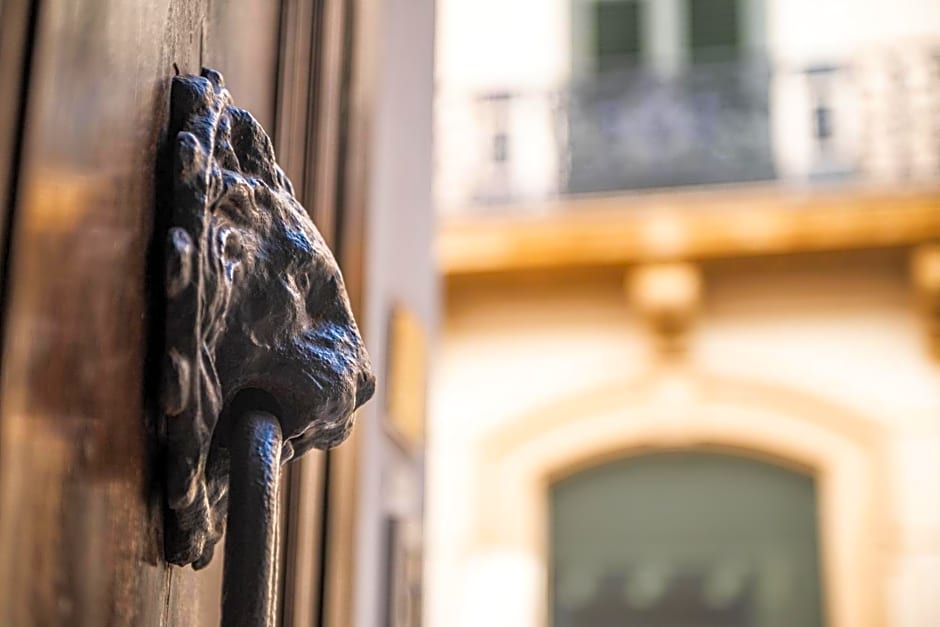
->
[567,0,774,194]
[593,0,643,73]
[689,0,742,63]
[574,0,759,75]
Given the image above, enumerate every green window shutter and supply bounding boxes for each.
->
[688,0,741,63]
[594,1,642,73]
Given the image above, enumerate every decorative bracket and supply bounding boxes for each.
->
[161,68,374,569]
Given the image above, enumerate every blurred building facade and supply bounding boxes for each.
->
[435,0,940,211]
[428,1,940,626]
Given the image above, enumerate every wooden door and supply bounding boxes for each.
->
[0,1,361,625]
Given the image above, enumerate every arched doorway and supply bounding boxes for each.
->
[550,451,824,627]
[468,373,887,627]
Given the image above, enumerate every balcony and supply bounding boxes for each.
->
[566,58,775,194]
[435,45,940,274]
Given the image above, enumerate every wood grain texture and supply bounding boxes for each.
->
[321,0,380,625]
[0,0,34,288]
[0,0,203,620]
[272,3,331,624]
[0,1,280,625]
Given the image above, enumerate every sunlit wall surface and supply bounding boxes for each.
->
[429,2,940,627]
[428,256,940,627]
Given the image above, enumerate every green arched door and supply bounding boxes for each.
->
[550,452,825,627]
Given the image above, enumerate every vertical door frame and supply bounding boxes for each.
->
[273,2,324,625]
[318,0,379,626]
[0,0,37,333]
[274,0,377,625]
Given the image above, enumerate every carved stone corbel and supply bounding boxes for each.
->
[161,68,375,569]
[627,262,703,355]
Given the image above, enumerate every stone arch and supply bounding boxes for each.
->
[471,370,890,627]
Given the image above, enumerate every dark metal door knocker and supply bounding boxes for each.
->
[160,68,375,627]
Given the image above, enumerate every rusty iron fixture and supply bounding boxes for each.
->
[221,410,283,627]
[160,68,375,626]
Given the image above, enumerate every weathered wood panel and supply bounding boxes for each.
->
[0,0,35,293]
[0,1,280,625]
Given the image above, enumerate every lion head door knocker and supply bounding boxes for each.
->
[161,68,375,569]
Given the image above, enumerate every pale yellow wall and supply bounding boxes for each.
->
[426,250,940,627]
[769,0,940,61]
[434,0,570,211]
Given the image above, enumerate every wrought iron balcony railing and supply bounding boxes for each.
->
[435,46,940,215]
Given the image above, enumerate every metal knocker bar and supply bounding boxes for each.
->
[221,411,283,627]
